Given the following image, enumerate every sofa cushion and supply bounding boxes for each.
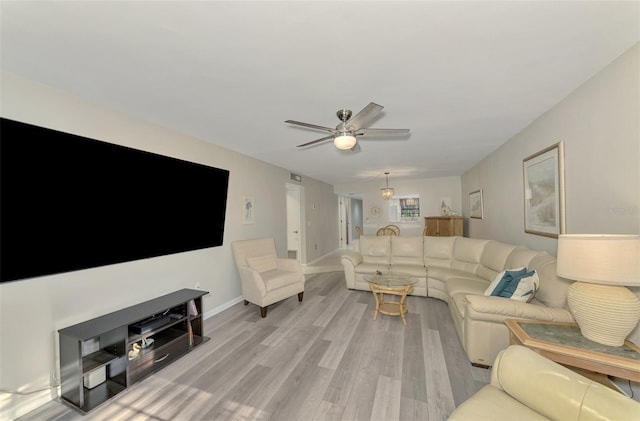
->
[505,247,545,270]
[355,262,390,274]
[484,267,526,296]
[246,254,278,273]
[524,253,570,308]
[429,266,483,283]
[509,272,539,302]
[391,236,424,265]
[359,235,391,265]
[490,270,535,299]
[451,238,489,273]
[447,277,489,301]
[477,241,518,281]
[423,236,456,267]
[389,264,428,278]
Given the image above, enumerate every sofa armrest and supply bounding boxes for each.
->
[490,345,640,421]
[464,295,574,324]
[341,251,363,266]
[341,252,362,289]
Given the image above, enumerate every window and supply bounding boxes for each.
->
[388,195,421,223]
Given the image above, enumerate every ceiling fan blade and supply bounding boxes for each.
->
[345,102,384,131]
[359,128,410,136]
[296,135,334,148]
[349,142,362,152]
[285,120,337,133]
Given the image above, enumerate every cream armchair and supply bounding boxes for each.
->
[231,238,305,317]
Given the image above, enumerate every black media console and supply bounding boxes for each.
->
[58,289,209,413]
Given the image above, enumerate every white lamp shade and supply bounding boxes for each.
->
[557,234,640,285]
[334,135,357,150]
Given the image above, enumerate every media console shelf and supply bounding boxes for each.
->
[58,288,209,413]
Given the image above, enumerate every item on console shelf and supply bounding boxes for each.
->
[188,299,198,316]
[140,337,154,349]
[128,343,141,360]
[83,367,106,389]
[130,314,171,334]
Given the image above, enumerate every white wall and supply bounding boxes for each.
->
[335,176,462,237]
[461,44,640,344]
[0,71,338,419]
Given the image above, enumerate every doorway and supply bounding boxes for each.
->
[286,183,303,262]
[339,194,363,249]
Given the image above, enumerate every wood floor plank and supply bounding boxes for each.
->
[422,328,456,421]
[262,337,334,421]
[370,375,402,421]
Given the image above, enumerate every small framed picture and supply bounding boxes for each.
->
[523,142,565,237]
[469,190,483,219]
[242,195,254,224]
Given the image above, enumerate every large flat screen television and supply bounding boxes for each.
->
[1,117,230,282]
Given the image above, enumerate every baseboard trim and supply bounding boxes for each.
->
[203,296,244,320]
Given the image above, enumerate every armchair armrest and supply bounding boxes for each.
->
[237,265,268,299]
[464,295,574,324]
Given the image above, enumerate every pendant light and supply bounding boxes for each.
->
[381,172,395,200]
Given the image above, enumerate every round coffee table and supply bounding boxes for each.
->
[364,271,417,326]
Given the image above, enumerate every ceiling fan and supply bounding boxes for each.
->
[285,102,410,150]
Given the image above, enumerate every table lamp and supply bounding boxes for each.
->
[556,234,640,346]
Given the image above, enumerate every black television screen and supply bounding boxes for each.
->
[1,117,229,282]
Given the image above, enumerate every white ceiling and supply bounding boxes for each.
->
[1,1,638,186]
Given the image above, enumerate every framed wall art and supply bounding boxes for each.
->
[523,141,565,238]
[469,189,483,219]
[242,195,254,224]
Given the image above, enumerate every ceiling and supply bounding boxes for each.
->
[1,1,638,186]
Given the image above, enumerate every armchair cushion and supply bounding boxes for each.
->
[262,269,305,291]
[247,254,278,273]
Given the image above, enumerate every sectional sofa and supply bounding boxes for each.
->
[341,235,575,366]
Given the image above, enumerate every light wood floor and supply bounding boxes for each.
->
[19,272,490,421]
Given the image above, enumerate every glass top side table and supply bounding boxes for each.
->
[505,319,640,383]
[364,271,417,326]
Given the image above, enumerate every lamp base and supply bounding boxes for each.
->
[567,282,640,346]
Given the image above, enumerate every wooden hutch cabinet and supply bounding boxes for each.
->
[424,216,463,237]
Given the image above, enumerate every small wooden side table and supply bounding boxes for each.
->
[505,319,640,385]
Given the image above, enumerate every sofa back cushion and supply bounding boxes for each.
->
[477,241,518,281]
[451,237,489,273]
[528,253,572,308]
[505,247,545,269]
[391,236,424,265]
[359,235,391,265]
[423,236,456,268]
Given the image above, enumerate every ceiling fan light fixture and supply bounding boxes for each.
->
[334,133,357,150]
[381,172,395,200]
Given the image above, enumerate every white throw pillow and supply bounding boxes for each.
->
[510,271,540,303]
[484,267,525,296]
[246,255,278,273]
